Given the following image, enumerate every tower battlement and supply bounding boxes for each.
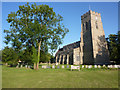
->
[81,10,101,20]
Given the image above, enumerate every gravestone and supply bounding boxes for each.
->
[103,65,106,68]
[108,65,110,68]
[25,65,27,68]
[110,65,112,68]
[71,65,80,71]
[62,65,64,69]
[82,65,84,68]
[28,66,30,69]
[52,65,55,69]
[20,65,23,68]
[118,65,120,69]
[114,65,118,68]
[57,66,60,69]
[88,65,92,69]
[98,65,101,68]
[42,65,47,69]
[94,65,97,68]
[85,65,88,68]
[67,65,69,68]
[47,66,51,68]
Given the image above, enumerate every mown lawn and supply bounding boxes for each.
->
[2,65,118,88]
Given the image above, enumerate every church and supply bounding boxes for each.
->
[55,10,110,65]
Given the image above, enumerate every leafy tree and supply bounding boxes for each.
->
[4,3,69,69]
[40,51,51,63]
[20,49,33,65]
[107,31,120,64]
[2,47,18,66]
[32,46,38,69]
[50,55,55,63]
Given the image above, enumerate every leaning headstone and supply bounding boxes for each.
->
[20,65,23,68]
[82,65,84,68]
[98,65,101,68]
[28,66,30,69]
[94,65,97,68]
[103,65,106,68]
[57,66,60,69]
[62,65,64,69]
[67,65,69,68]
[52,65,55,69]
[25,65,27,68]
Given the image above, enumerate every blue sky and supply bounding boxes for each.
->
[1,2,118,53]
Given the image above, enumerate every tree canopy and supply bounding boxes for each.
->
[4,2,69,69]
[106,31,120,64]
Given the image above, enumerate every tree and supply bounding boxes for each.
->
[4,3,69,69]
[40,51,51,63]
[106,31,120,64]
[32,46,38,69]
[20,49,33,65]
[2,47,18,66]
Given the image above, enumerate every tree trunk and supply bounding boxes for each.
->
[36,40,41,70]
[49,60,50,65]
[34,63,36,69]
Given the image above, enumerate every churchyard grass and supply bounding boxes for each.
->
[2,65,118,88]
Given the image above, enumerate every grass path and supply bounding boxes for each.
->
[2,65,118,88]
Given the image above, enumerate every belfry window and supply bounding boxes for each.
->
[96,21,98,29]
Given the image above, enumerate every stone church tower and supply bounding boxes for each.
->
[80,10,110,65]
[55,10,110,65]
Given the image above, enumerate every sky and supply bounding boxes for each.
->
[1,2,118,54]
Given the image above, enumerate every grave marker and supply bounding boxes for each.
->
[62,65,64,68]
[67,65,69,68]
[52,65,55,69]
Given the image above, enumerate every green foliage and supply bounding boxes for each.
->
[2,47,18,66]
[32,46,37,63]
[19,49,32,65]
[107,31,120,64]
[40,51,51,63]
[4,2,69,52]
[4,3,69,67]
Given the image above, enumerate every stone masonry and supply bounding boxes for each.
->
[55,10,110,65]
